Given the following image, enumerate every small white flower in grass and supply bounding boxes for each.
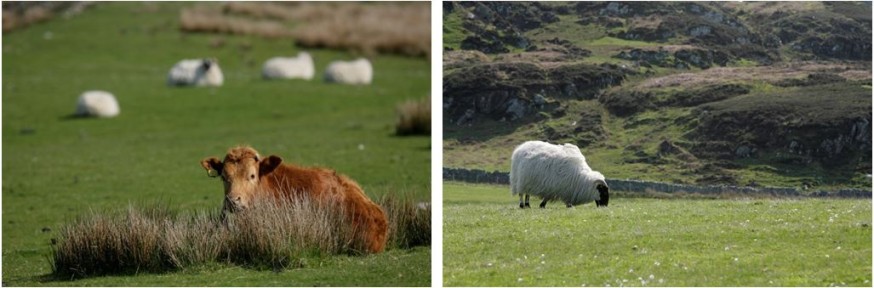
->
[541,261,546,264]
[825,254,830,258]
[517,278,523,282]
[654,261,660,266]
[357,144,365,150]
[724,246,730,251]
[733,257,739,262]
[658,278,664,284]
[649,274,654,280]
[629,268,634,273]
[486,262,493,267]
[836,246,841,250]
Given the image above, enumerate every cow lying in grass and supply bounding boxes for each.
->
[200,146,388,253]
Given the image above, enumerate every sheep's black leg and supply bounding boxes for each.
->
[519,194,525,209]
[524,194,531,208]
[539,199,547,208]
[566,203,573,208]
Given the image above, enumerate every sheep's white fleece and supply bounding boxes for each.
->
[324,58,372,85]
[167,58,223,87]
[510,140,606,206]
[76,90,119,118]
[262,52,315,80]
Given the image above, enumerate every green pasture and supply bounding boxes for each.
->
[443,182,872,287]
[2,2,430,286]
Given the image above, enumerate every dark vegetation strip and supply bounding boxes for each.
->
[444,167,871,198]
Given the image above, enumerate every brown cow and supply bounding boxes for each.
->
[200,146,388,253]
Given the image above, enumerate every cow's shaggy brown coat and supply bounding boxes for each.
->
[201,146,388,253]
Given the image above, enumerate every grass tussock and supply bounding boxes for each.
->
[395,96,431,136]
[2,2,93,32]
[179,2,430,58]
[51,194,430,279]
[380,194,431,248]
[179,6,291,38]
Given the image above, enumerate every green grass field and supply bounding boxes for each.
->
[2,2,430,286]
[443,182,871,286]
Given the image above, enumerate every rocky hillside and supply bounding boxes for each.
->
[443,1,872,190]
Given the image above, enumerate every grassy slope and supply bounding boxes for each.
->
[443,182,872,286]
[442,3,872,190]
[2,2,430,286]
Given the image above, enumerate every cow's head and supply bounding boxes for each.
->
[200,146,282,213]
[594,179,609,207]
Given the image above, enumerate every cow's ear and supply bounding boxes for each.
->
[260,155,282,175]
[201,157,222,178]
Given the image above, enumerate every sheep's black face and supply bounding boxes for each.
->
[595,184,609,207]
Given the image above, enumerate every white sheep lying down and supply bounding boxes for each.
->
[510,140,609,208]
[75,90,119,118]
[167,58,224,87]
[324,58,372,85]
[262,52,315,80]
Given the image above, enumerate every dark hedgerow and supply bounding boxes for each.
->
[51,194,430,279]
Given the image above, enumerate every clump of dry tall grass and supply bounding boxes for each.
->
[395,96,431,136]
[51,194,430,279]
[381,194,431,248]
[179,2,430,58]
[179,6,292,38]
[2,2,93,32]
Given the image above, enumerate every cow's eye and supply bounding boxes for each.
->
[250,174,255,180]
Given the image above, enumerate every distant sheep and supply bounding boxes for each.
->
[324,58,372,85]
[262,52,315,80]
[167,58,224,87]
[75,90,119,118]
[510,140,609,208]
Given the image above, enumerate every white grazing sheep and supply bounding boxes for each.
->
[262,52,315,80]
[324,58,372,85]
[75,90,119,118]
[510,140,609,208]
[167,58,224,87]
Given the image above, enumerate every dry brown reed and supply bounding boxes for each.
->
[2,2,93,32]
[179,6,292,39]
[179,2,430,57]
[51,194,429,279]
[380,194,431,248]
[395,96,431,136]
